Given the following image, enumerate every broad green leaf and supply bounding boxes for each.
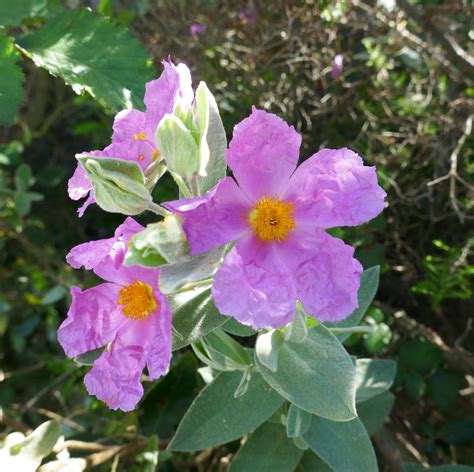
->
[284,304,308,343]
[355,358,397,403]
[222,317,256,337]
[171,288,227,350]
[125,216,187,268]
[41,285,66,305]
[0,0,63,27]
[78,156,151,215]
[168,370,285,451]
[204,329,252,369]
[194,81,227,193]
[327,266,380,342]
[15,164,33,191]
[159,247,223,294]
[156,114,200,178]
[0,32,24,125]
[229,422,303,472]
[358,391,395,435]
[299,451,333,472]
[303,416,378,472]
[255,324,357,421]
[427,370,465,412]
[286,404,312,438]
[255,330,285,372]
[17,9,153,110]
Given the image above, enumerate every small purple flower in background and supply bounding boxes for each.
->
[68,60,193,216]
[190,23,207,35]
[238,10,256,25]
[57,218,172,411]
[165,108,386,329]
[331,53,344,79]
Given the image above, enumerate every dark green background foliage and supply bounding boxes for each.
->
[0,0,473,470]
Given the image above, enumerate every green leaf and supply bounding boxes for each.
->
[399,336,443,375]
[284,304,308,343]
[222,317,256,337]
[41,285,66,305]
[156,114,200,178]
[437,417,474,445]
[171,288,227,351]
[168,370,285,451]
[255,330,285,373]
[255,324,357,421]
[194,81,227,193]
[355,358,397,403]
[15,164,33,191]
[358,391,395,435]
[0,0,63,27]
[229,422,303,472]
[159,247,224,294]
[404,371,426,401]
[303,416,378,472]
[16,9,153,111]
[78,156,151,215]
[299,451,333,472]
[125,216,187,268]
[286,404,312,438]
[427,370,465,412]
[203,329,252,369]
[74,346,106,366]
[0,32,24,126]
[328,266,380,342]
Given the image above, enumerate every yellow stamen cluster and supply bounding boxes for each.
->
[131,131,146,141]
[249,197,296,242]
[118,281,157,320]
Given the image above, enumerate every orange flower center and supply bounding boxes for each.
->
[249,197,295,242]
[118,281,157,320]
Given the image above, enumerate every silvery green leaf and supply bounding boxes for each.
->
[284,304,307,343]
[204,329,252,370]
[255,330,285,373]
[255,324,357,421]
[78,156,151,215]
[194,81,227,193]
[156,114,199,178]
[286,404,312,438]
[355,358,397,404]
[144,160,167,191]
[159,247,224,294]
[125,215,187,268]
[358,391,395,435]
[169,370,284,451]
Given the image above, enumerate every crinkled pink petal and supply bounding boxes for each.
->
[285,148,386,229]
[77,193,95,217]
[57,284,126,357]
[68,164,91,201]
[164,177,252,255]
[212,235,296,329]
[288,228,363,322]
[111,109,146,142]
[144,60,194,139]
[146,291,173,379]
[66,218,145,284]
[84,321,146,412]
[225,108,301,200]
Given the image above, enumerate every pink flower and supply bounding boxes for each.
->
[57,218,172,411]
[190,23,207,35]
[238,10,256,25]
[331,54,344,79]
[68,60,193,216]
[164,108,386,329]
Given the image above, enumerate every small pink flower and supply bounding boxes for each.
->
[190,23,207,35]
[68,60,193,216]
[58,218,172,411]
[331,54,344,79]
[164,108,386,329]
[238,10,256,25]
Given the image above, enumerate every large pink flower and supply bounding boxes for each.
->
[68,60,193,216]
[58,218,172,411]
[164,108,386,329]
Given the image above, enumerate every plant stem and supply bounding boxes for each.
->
[147,202,170,217]
[171,172,193,198]
[327,326,374,335]
[189,174,200,196]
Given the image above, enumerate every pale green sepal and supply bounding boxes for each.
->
[194,81,227,193]
[284,304,308,343]
[255,329,284,373]
[77,156,151,215]
[155,114,199,178]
